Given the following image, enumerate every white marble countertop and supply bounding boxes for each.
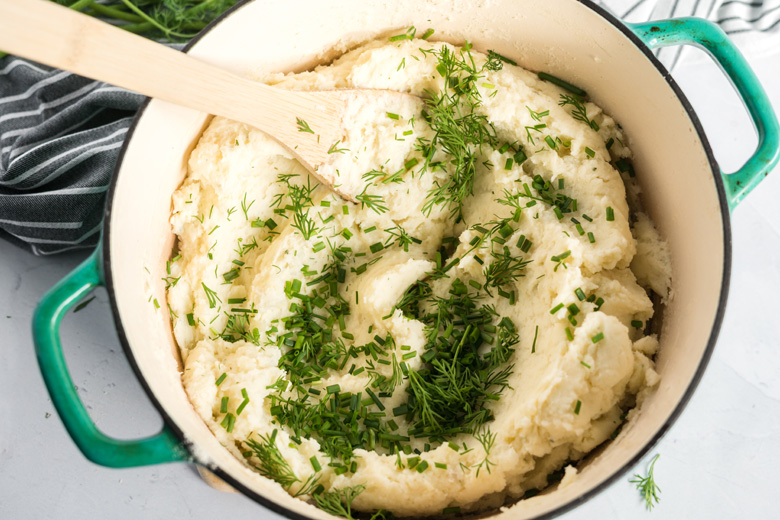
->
[2,48,779,520]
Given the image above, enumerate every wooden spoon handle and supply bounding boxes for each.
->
[0,0,336,156]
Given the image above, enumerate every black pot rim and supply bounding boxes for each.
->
[102,1,731,518]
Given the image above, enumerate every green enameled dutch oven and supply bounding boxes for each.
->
[31,0,780,518]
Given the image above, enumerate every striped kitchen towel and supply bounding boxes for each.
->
[0,59,143,254]
[599,0,780,67]
[1,0,779,255]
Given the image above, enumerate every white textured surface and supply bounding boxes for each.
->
[1,51,779,519]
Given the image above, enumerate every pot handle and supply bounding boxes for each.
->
[32,247,189,467]
[628,17,780,210]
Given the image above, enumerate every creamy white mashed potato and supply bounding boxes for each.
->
[167,36,671,517]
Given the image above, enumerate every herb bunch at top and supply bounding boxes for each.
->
[64,0,236,40]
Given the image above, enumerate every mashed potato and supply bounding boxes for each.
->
[166,35,671,517]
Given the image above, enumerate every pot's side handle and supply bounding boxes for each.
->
[628,17,780,210]
[32,248,189,467]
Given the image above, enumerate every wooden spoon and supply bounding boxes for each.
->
[0,0,414,201]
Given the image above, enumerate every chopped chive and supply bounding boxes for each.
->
[215,373,227,386]
[582,214,593,222]
[553,207,564,220]
[342,205,349,215]
[532,325,538,353]
[326,384,341,394]
[421,28,435,40]
[550,303,564,314]
[370,242,384,254]
[544,135,557,149]
[405,158,419,170]
[504,157,514,170]
[312,242,326,253]
[236,398,249,416]
[514,148,528,165]
[574,288,586,301]
[567,303,580,316]
[565,327,574,341]
[310,456,322,472]
[580,361,591,369]
[499,223,513,238]
[574,400,582,415]
[186,313,196,326]
[587,232,596,243]
[386,112,400,120]
[615,158,635,177]
[365,388,385,410]
[631,320,644,328]
[592,332,604,343]
[585,147,595,158]
[435,462,447,469]
[220,396,229,413]
[606,137,614,150]
[223,268,240,282]
[537,72,588,97]
[393,404,409,416]
[416,460,429,473]
[606,207,614,221]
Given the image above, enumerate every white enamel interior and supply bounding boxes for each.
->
[106,0,726,518]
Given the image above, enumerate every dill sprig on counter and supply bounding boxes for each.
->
[630,454,661,511]
[0,0,239,62]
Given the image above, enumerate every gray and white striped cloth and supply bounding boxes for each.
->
[1,0,778,255]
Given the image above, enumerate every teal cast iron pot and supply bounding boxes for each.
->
[31,0,780,518]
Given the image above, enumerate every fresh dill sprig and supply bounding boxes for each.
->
[328,140,348,154]
[356,187,389,214]
[241,193,255,221]
[296,117,315,134]
[630,454,661,511]
[384,225,422,252]
[201,282,221,309]
[483,247,529,296]
[559,94,599,131]
[526,106,550,122]
[473,428,496,477]
[292,473,322,498]
[275,174,320,240]
[246,430,300,489]
[313,485,366,520]
[419,43,501,220]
